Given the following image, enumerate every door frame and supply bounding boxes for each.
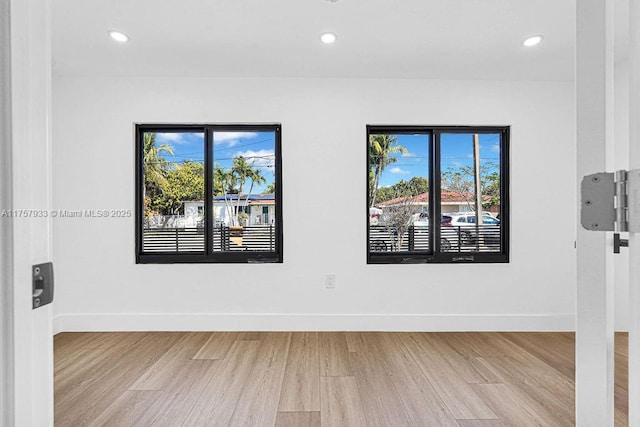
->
[629,1,640,424]
[2,0,55,425]
[0,0,14,424]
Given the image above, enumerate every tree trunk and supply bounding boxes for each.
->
[473,134,484,225]
[370,158,384,208]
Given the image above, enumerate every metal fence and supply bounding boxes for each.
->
[142,228,205,252]
[142,225,275,253]
[369,225,501,253]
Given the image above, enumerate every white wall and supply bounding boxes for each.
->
[52,76,576,332]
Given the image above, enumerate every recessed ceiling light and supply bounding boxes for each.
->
[320,32,337,44]
[108,30,130,43]
[522,35,543,47]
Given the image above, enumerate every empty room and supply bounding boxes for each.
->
[2,0,639,426]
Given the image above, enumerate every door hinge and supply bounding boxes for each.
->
[581,169,640,232]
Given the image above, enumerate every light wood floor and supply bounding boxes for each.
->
[54,332,629,426]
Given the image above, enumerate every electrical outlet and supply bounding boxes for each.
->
[325,274,336,289]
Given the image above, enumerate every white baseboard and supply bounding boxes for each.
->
[53,313,575,334]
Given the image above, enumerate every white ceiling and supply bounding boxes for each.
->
[52,0,628,81]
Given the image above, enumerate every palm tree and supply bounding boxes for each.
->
[214,165,234,195]
[143,133,174,217]
[214,165,236,225]
[215,157,269,226]
[369,134,407,208]
[245,166,266,199]
[231,156,254,194]
[232,157,268,225]
[265,182,276,194]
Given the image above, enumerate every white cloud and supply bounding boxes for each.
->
[214,132,258,147]
[490,143,500,153]
[402,151,416,158]
[156,133,184,143]
[389,167,409,175]
[155,132,202,145]
[235,149,275,170]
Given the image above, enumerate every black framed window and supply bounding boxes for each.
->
[136,124,282,263]
[367,126,509,264]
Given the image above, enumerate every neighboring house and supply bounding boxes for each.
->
[376,191,500,215]
[184,194,276,226]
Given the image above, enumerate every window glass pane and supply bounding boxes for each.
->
[440,133,501,253]
[212,131,277,252]
[369,133,430,253]
[142,131,205,253]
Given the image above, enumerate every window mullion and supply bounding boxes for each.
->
[432,130,442,254]
[205,127,214,256]
[500,128,510,257]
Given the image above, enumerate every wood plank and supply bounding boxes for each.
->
[53,332,89,361]
[134,391,203,427]
[162,359,220,392]
[475,355,574,425]
[55,332,182,427]
[397,333,497,420]
[615,384,629,427]
[456,420,509,427]
[615,332,629,426]
[229,333,292,426]
[54,332,151,379]
[349,349,414,426]
[472,383,562,426]
[52,331,631,425]
[615,332,628,357]
[54,332,147,365]
[182,340,261,425]
[55,333,176,405]
[473,337,574,425]
[424,333,502,384]
[378,333,459,426]
[319,332,352,376]
[501,332,575,380]
[438,332,509,358]
[345,332,372,353]
[275,411,321,427]
[55,348,112,389]
[479,353,573,425]
[129,332,211,390]
[278,332,320,412]
[67,331,148,351]
[192,331,244,360]
[128,359,221,426]
[240,331,264,340]
[87,390,161,427]
[320,376,367,427]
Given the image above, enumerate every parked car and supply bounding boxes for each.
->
[448,212,500,245]
[410,214,455,251]
[410,213,454,228]
[410,212,430,228]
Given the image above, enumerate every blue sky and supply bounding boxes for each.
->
[150,131,499,195]
[377,133,501,188]
[154,131,276,194]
